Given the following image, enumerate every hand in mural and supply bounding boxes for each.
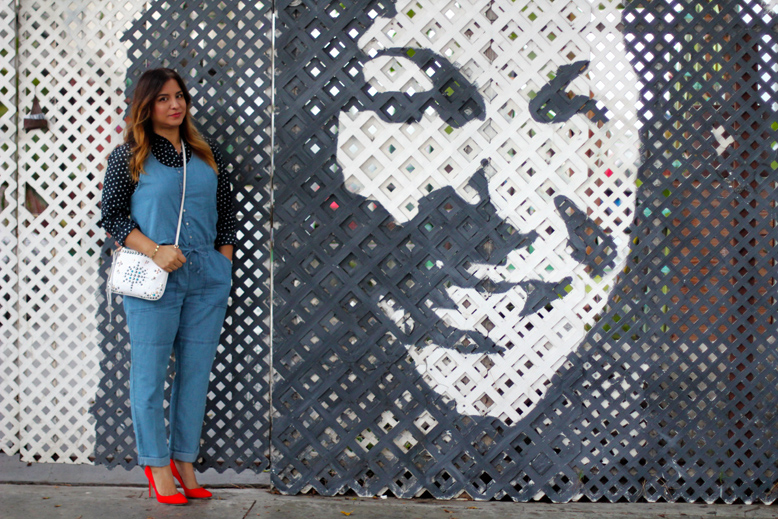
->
[335,0,641,420]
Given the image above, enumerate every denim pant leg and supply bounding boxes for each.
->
[124,277,183,467]
[168,249,231,462]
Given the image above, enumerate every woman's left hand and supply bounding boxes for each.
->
[218,244,233,262]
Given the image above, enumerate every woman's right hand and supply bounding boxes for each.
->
[153,245,187,272]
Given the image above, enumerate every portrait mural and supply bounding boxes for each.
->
[332,0,639,422]
[272,0,639,498]
[88,0,778,503]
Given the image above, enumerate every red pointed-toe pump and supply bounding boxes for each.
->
[144,465,188,505]
[170,460,213,499]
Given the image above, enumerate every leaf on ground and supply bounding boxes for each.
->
[341,512,353,516]
[467,507,478,509]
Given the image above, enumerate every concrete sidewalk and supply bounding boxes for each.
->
[0,453,269,487]
[2,454,777,518]
[2,484,778,519]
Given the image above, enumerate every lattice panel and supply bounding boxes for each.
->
[555,0,778,504]
[14,0,148,463]
[92,0,273,472]
[272,0,639,499]
[272,0,778,504]
[4,0,778,506]
[0,0,20,456]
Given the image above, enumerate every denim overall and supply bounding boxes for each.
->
[123,151,232,466]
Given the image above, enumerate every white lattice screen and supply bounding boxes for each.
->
[0,0,20,457]
[11,0,147,463]
[3,0,273,468]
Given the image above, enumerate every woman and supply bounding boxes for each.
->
[99,68,236,505]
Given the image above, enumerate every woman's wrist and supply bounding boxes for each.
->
[149,244,160,259]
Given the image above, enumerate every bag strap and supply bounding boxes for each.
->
[173,140,187,247]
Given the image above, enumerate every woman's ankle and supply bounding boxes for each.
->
[173,459,200,488]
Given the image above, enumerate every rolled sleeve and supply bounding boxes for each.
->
[210,142,238,247]
[98,144,138,246]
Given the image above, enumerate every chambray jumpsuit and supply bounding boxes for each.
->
[102,140,233,467]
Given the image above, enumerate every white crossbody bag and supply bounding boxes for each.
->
[107,141,187,302]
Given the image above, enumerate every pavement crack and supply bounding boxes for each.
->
[242,499,257,519]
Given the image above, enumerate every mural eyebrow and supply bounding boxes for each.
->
[529,60,609,125]
[364,48,486,128]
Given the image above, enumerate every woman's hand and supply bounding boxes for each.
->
[153,245,187,272]
[218,244,234,262]
[124,229,187,272]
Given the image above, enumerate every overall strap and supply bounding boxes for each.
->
[106,140,187,322]
[174,141,187,247]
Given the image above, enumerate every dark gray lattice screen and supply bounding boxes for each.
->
[271,0,778,504]
[566,0,778,503]
[93,0,272,472]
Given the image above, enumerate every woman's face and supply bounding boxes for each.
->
[150,78,186,133]
[337,0,641,421]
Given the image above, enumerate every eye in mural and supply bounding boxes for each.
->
[333,0,639,420]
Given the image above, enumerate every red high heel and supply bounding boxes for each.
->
[170,460,213,499]
[144,466,188,505]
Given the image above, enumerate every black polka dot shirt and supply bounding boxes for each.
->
[99,133,238,248]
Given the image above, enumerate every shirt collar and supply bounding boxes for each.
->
[151,133,192,168]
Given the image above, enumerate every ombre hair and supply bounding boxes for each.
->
[125,68,217,182]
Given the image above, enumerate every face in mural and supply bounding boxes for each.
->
[337,0,640,421]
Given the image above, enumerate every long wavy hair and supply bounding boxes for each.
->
[125,68,217,181]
